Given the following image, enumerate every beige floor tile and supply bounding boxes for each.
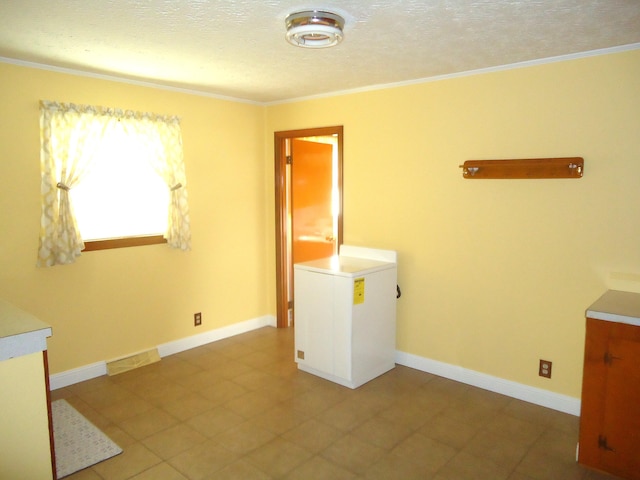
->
[419,412,480,449]
[529,428,581,461]
[65,468,104,479]
[224,388,281,419]
[285,455,357,480]
[135,381,192,407]
[173,368,226,392]
[461,430,529,470]
[247,437,313,477]
[197,378,248,405]
[185,405,246,438]
[423,376,470,399]
[290,388,344,417]
[507,472,537,480]
[515,446,587,480]
[377,394,442,430]
[179,350,231,372]
[100,395,154,424]
[50,386,78,402]
[281,418,345,454]
[482,412,546,447]
[238,349,279,368]
[410,383,460,412]
[67,375,117,396]
[438,398,500,430]
[212,420,277,455]
[502,398,555,425]
[65,397,112,430]
[434,451,511,480]
[100,423,138,448]
[92,442,162,480]
[249,403,308,435]
[391,432,458,473]
[583,468,626,479]
[160,392,215,421]
[348,384,398,412]
[155,356,203,380]
[258,358,299,378]
[142,423,208,460]
[216,341,256,359]
[168,440,239,480]
[351,415,413,450]
[255,377,300,402]
[315,397,378,432]
[119,407,179,440]
[233,369,278,390]
[363,451,438,480]
[461,387,511,412]
[320,433,386,475]
[545,409,580,436]
[54,327,598,480]
[114,371,166,395]
[129,462,189,480]
[212,459,274,480]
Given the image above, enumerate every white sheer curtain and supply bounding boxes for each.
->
[118,112,191,251]
[37,101,191,267]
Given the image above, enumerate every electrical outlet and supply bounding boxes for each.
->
[539,359,552,378]
[194,312,202,327]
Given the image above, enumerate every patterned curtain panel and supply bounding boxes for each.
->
[118,111,191,251]
[37,101,191,267]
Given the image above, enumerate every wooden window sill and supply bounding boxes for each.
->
[82,235,167,251]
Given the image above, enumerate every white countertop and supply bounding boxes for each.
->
[294,255,396,276]
[0,299,52,361]
[586,290,640,327]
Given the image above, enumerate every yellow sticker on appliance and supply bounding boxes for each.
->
[353,277,365,304]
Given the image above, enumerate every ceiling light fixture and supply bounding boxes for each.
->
[285,10,345,48]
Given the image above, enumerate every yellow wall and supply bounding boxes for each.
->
[0,62,269,374]
[1,49,639,400]
[266,49,640,397]
[0,352,52,479]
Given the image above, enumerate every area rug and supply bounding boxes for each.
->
[51,399,123,478]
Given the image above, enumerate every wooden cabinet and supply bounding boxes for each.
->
[579,291,640,480]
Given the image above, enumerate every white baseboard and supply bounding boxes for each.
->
[49,314,276,390]
[50,316,579,418]
[157,315,276,357]
[49,361,107,390]
[395,350,581,416]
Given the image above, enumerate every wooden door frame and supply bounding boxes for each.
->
[274,126,344,328]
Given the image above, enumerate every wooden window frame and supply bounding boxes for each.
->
[82,235,167,251]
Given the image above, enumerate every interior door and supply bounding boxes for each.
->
[274,126,343,328]
[291,138,335,264]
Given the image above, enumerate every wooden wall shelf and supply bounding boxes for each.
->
[460,157,584,179]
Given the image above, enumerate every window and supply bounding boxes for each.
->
[71,122,169,241]
[37,101,191,267]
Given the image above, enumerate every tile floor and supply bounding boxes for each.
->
[51,326,622,480]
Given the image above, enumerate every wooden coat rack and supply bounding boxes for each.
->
[460,157,584,179]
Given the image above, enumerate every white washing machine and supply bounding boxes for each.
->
[293,245,398,388]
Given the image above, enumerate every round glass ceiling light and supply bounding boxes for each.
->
[285,10,345,48]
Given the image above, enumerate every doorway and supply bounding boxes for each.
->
[274,126,344,328]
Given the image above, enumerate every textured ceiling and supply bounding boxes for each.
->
[0,1,639,103]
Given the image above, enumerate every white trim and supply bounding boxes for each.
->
[49,361,107,390]
[49,314,276,390]
[157,315,275,357]
[395,350,581,416]
[0,56,262,106]
[267,42,640,105]
[2,43,639,106]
